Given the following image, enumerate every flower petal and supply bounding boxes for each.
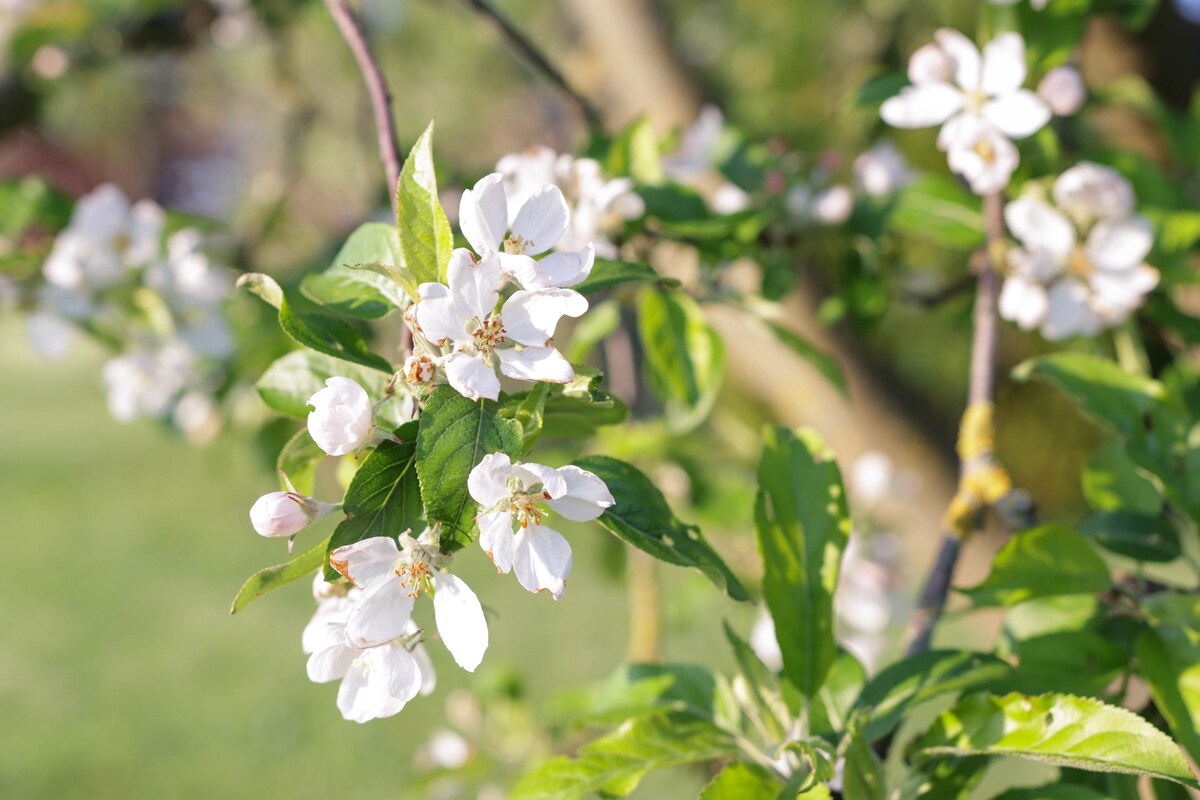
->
[478,510,517,573]
[1004,196,1075,260]
[443,351,501,401]
[935,28,982,91]
[512,462,567,498]
[412,643,437,696]
[345,578,415,648]
[329,536,401,587]
[998,276,1049,330]
[1090,265,1158,316]
[431,572,489,672]
[336,662,381,723]
[500,289,588,346]
[545,465,615,521]
[415,281,465,346]
[497,346,574,384]
[908,42,954,86]
[511,185,570,255]
[1042,279,1104,340]
[513,524,573,600]
[459,173,508,255]
[1053,162,1134,223]
[307,643,356,683]
[981,90,1050,139]
[980,32,1027,97]
[373,642,423,703]
[535,244,596,288]
[880,84,964,129]
[468,452,514,507]
[1086,216,1153,273]
[447,248,501,322]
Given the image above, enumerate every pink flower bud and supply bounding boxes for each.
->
[250,491,334,538]
[1038,65,1086,116]
[307,377,374,456]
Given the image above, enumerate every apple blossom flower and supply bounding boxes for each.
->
[102,340,195,422]
[329,531,489,672]
[25,310,76,360]
[411,249,587,402]
[467,452,614,599]
[307,377,376,456]
[303,575,436,723]
[998,162,1158,340]
[1037,65,1086,116]
[403,354,436,385]
[853,141,914,197]
[880,30,1050,193]
[813,185,854,225]
[662,105,756,214]
[249,490,337,538]
[459,173,595,290]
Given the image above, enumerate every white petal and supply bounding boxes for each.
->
[513,525,573,600]
[1004,196,1075,260]
[302,605,350,654]
[1007,246,1064,283]
[935,28,982,91]
[443,351,501,402]
[980,33,1027,97]
[498,253,544,290]
[468,452,515,507]
[431,572,489,672]
[512,185,570,255]
[73,184,130,242]
[503,245,595,290]
[478,510,517,573]
[447,249,501,323]
[1053,162,1134,223]
[1086,217,1153,273]
[981,90,1051,139]
[329,536,401,587]
[336,662,384,723]
[500,289,588,346]
[412,643,437,696]
[346,578,415,648]
[998,276,1049,330]
[415,281,466,346]
[1090,265,1158,316]
[880,84,964,129]
[511,462,567,497]
[460,173,508,255]
[908,42,954,86]
[1042,279,1104,340]
[307,643,356,683]
[545,465,615,521]
[497,346,575,384]
[373,642,423,703]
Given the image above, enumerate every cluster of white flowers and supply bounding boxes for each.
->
[662,105,753,214]
[496,146,644,258]
[881,30,1083,194]
[787,141,915,226]
[29,184,235,439]
[999,162,1158,339]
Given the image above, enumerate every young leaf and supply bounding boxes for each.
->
[323,421,422,580]
[698,762,780,800]
[762,319,848,397]
[538,365,629,438]
[229,535,331,614]
[1136,594,1200,766]
[637,287,725,431]
[1082,440,1163,515]
[724,622,790,741]
[277,427,326,496]
[854,649,1013,741]
[961,525,1112,607]
[809,649,867,740]
[278,297,393,373]
[396,121,452,285]
[754,426,850,701]
[415,386,522,552]
[910,692,1200,789]
[504,382,550,455]
[1078,511,1181,563]
[842,718,888,800]
[573,455,749,601]
[300,222,410,317]
[574,259,681,296]
[508,714,736,800]
[256,350,409,427]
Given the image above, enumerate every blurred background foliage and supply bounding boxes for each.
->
[2,0,1199,797]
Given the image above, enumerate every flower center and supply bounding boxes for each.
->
[470,316,507,353]
[510,492,546,528]
[393,557,432,597]
[1068,246,1093,277]
[503,235,529,255]
[972,137,996,163]
[965,88,988,114]
[113,231,131,253]
[405,354,435,384]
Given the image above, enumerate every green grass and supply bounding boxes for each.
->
[0,324,741,798]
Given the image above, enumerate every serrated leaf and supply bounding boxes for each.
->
[396,121,452,285]
[763,320,847,397]
[961,525,1112,607]
[888,174,984,249]
[323,421,422,580]
[1078,511,1181,563]
[415,386,521,552]
[300,222,410,317]
[277,427,325,496]
[230,535,330,614]
[256,350,409,427]
[508,714,736,800]
[574,259,680,296]
[755,425,851,701]
[698,762,780,799]
[910,692,1199,789]
[573,455,748,601]
[638,286,724,431]
[855,650,1013,742]
[278,297,393,373]
[1137,593,1200,766]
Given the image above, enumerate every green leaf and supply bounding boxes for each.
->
[754,426,850,701]
[887,175,985,249]
[277,428,326,496]
[229,535,330,614]
[572,455,748,601]
[850,71,909,108]
[573,663,723,724]
[237,272,284,309]
[256,350,408,426]
[607,117,663,184]
[574,259,681,296]
[990,785,1111,800]
[324,421,422,580]
[855,650,1013,742]
[278,297,393,373]
[415,386,522,552]
[1013,353,1174,440]
[510,714,735,800]
[698,762,780,800]
[1082,441,1163,515]
[910,692,1199,789]
[539,365,630,438]
[961,524,1112,607]
[505,382,550,456]
[396,121,453,285]
[1137,594,1200,766]
[810,648,867,740]
[762,320,847,397]
[638,287,724,431]
[300,222,410,317]
[724,622,790,741]
[842,719,888,800]
[1078,511,1181,563]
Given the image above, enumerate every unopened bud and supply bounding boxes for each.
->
[307,377,374,456]
[1038,65,1085,116]
[250,491,336,538]
[404,354,436,385]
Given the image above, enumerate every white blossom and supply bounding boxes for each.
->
[813,185,854,225]
[1037,65,1086,116]
[329,531,489,672]
[880,30,1050,194]
[853,141,914,197]
[249,491,337,538]
[661,105,754,214]
[412,249,586,402]
[25,310,76,360]
[307,377,375,456]
[101,341,195,423]
[467,452,614,599]
[998,163,1157,340]
[459,173,595,290]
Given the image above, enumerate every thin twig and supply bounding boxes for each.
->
[323,0,403,215]
[461,0,604,131]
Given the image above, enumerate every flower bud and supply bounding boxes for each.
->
[1037,65,1085,116]
[307,376,374,456]
[404,354,436,385]
[250,491,335,538]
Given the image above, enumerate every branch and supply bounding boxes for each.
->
[461,0,604,131]
[323,0,403,216]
